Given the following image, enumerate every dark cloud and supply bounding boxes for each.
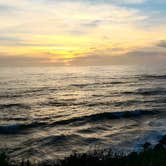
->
[69,54,136,66]
[0,53,68,67]
[68,46,166,66]
[126,50,166,57]
[0,55,50,67]
[0,44,166,67]
[157,40,166,48]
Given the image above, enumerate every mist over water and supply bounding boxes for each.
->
[0,65,166,162]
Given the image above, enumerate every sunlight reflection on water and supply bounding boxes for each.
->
[0,65,166,161]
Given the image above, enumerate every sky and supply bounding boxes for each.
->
[0,0,166,66]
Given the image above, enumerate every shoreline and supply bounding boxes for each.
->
[1,134,166,166]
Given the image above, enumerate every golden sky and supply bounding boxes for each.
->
[0,0,166,66]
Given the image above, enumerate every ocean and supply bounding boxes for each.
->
[0,65,166,162]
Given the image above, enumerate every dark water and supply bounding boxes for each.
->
[0,65,166,162]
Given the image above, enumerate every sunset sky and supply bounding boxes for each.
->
[0,0,166,66]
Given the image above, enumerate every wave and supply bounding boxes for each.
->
[123,88,166,96]
[0,103,31,110]
[41,101,72,107]
[0,122,46,134]
[0,124,22,134]
[40,134,83,146]
[0,87,58,99]
[78,126,107,134]
[34,134,101,147]
[0,109,160,135]
[139,74,166,80]
[50,109,160,126]
[40,97,166,108]
[0,94,22,99]
[70,81,126,88]
[41,98,143,107]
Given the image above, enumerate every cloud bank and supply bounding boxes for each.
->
[0,0,166,66]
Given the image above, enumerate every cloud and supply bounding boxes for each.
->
[44,0,146,5]
[0,0,165,66]
[103,0,146,4]
[157,40,166,48]
[0,43,166,66]
[0,4,15,13]
[0,36,18,42]
[0,0,147,35]
[0,0,150,50]
[0,35,24,46]
[0,55,49,67]
[67,43,166,66]
[125,49,166,57]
